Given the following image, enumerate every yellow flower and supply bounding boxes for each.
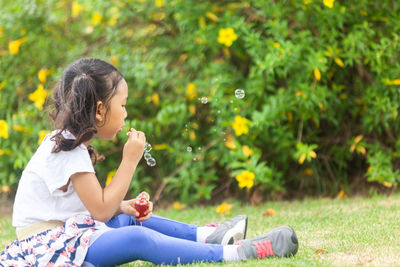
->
[232,115,250,136]
[0,120,9,139]
[38,68,51,84]
[186,83,197,100]
[382,181,393,188]
[354,134,363,144]
[242,145,253,157]
[0,149,4,156]
[216,202,232,215]
[29,84,49,110]
[12,125,27,133]
[309,151,317,158]
[111,54,119,66]
[72,1,84,18]
[151,92,160,105]
[273,42,280,48]
[357,146,366,155]
[334,57,344,67]
[225,134,236,150]
[108,17,118,26]
[298,153,306,164]
[295,91,306,99]
[91,12,102,26]
[314,68,321,81]
[323,0,334,8]
[9,38,27,55]
[155,0,163,7]
[384,79,400,86]
[350,135,366,155]
[38,130,50,144]
[198,17,206,27]
[189,105,196,115]
[189,130,196,140]
[105,169,117,186]
[235,170,255,189]
[153,143,171,151]
[217,27,238,47]
[205,12,218,22]
[172,201,186,210]
[108,7,120,26]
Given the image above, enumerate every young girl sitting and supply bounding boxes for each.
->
[0,58,298,266]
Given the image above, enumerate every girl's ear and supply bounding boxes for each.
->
[96,101,104,121]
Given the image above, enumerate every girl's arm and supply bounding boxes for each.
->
[71,129,146,222]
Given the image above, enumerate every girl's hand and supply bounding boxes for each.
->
[119,199,140,217]
[123,128,146,165]
[119,197,153,221]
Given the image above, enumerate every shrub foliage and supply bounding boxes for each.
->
[1,0,400,203]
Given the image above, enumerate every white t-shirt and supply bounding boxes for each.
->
[12,130,95,229]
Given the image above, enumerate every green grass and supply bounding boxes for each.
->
[1,194,400,266]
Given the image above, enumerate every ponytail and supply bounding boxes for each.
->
[51,74,98,155]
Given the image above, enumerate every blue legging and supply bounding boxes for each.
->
[84,214,223,266]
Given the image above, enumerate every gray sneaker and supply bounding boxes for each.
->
[206,215,248,245]
[236,225,298,260]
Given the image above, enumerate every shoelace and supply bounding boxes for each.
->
[254,239,274,258]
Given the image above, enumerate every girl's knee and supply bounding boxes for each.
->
[118,226,158,245]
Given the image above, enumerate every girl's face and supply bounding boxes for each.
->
[95,79,128,140]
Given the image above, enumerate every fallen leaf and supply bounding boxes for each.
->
[315,249,328,254]
[262,208,276,216]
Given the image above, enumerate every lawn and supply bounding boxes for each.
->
[1,194,399,266]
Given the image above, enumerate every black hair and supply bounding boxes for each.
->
[50,58,123,164]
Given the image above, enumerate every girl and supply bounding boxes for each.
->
[0,58,298,266]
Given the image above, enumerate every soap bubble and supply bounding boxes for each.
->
[144,142,152,153]
[187,146,192,152]
[235,89,245,99]
[144,152,152,161]
[147,157,156,167]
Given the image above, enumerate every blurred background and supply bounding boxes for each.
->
[0,0,399,206]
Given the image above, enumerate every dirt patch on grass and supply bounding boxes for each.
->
[325,246,400,266]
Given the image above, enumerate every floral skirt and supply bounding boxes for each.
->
[0,215,102,267]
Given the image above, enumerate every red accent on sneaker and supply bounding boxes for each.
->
[205,223,217,227]
[254,240,274,258]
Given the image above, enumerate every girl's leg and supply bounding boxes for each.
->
[106,214,198,241]
[85,225,223,266]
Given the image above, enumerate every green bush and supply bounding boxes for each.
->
[1,0,399,203]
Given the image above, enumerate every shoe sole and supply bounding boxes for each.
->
[221,216,248,245]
